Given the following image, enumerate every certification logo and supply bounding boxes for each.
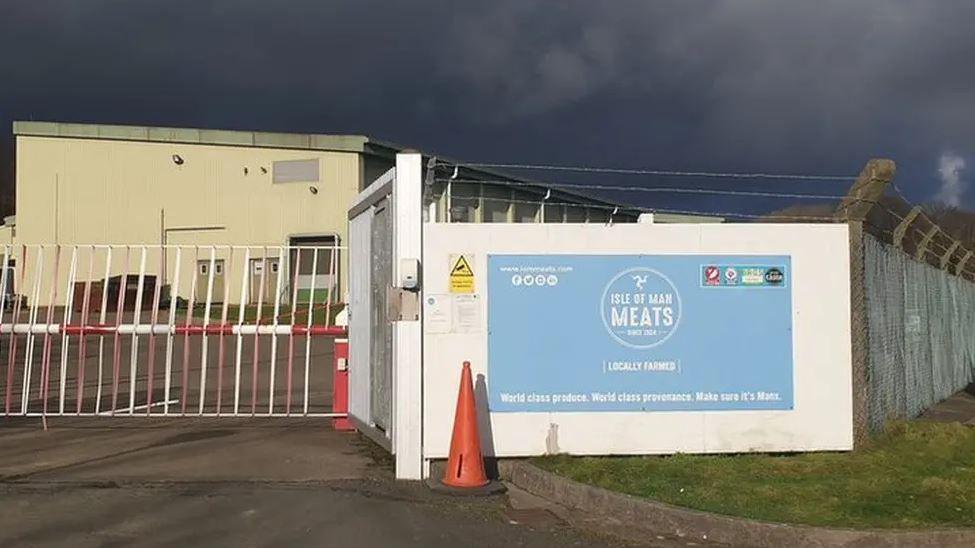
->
[724,267,739,285]
[742,267,765,286]
[704,265,787,288]
[764,267,785,285]
[703,266,720,286]
[601,267,681,349]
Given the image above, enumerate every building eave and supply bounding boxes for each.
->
[13,121,380,155]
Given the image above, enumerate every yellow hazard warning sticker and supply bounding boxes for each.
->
[449,254,475,294]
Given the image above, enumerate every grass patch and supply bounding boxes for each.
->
[534,421,975,529]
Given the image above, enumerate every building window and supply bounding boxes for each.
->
[565,206,587,223]
[290,237,339,278]
[481,186,510,223]
[588,208,610,223]
[543,203,564,223]
[512,191,540,222]
[296,248,337,274]
[273,159,320,184]
[450,184,479,222]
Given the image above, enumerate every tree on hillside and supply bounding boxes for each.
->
[764,193,975,280]
[924,205,975,249]
[762,203,837,223]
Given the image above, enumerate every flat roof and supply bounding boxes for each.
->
[12,121,400,156]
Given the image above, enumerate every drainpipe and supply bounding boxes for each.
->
[446,165,458,223]
[540,189,551,223]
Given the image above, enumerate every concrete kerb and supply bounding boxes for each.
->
[426,460,507,497]
[498,460,975,548]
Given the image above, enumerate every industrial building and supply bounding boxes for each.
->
[3,121,708,305]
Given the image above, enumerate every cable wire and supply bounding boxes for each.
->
[468,194,851,223]
[439,161,855,181]
[437,178,847,201]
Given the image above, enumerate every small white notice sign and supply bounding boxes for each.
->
[425,294,452,334]
[453,294,482,333]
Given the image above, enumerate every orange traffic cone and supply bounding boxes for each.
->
[442,361,490,488]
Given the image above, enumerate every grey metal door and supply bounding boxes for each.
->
[196,259,225,303]
[370,198,393,431]
[249,258,279,304]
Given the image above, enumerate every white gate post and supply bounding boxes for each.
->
[392,152,423,480]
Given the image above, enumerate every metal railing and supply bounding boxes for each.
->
[0,244,345,418]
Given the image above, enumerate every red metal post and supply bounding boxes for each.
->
[331,335,353,431]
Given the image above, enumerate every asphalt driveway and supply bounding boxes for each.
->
[0,418,724,547]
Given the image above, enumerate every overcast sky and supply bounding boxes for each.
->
[1,1,973,213]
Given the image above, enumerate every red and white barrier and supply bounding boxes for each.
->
[0,244,350,419]
[331,306,353,431]
[0,324,348,336]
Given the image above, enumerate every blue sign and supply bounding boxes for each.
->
[488,255,794,412]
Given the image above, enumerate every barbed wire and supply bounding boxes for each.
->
[459,192,926,224]
[835,197,956,259]
[455,194,972,275]
[431,164,973,276]
[437,160,856,181]
[436,178,847,201]
[877,188,973,271]
[463,194,846,223]
[837,187,973,274]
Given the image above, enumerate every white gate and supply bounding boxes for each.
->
[347,152,423,479]
[0,243,344,418]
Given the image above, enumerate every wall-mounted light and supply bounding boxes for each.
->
[244,167,249,175]
[172,154,184,165]
[309,186,319,195]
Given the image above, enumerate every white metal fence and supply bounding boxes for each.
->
[0,244,345,418]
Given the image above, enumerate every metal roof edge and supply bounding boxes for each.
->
[426,155,647,216]
[12,121,377,154]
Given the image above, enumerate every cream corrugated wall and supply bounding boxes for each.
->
[14,136,360,305]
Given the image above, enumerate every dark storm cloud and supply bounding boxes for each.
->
[1,1,973,210]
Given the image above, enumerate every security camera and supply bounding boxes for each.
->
[172,154,184,165]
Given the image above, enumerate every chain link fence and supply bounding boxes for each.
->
[864,233,975,432]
